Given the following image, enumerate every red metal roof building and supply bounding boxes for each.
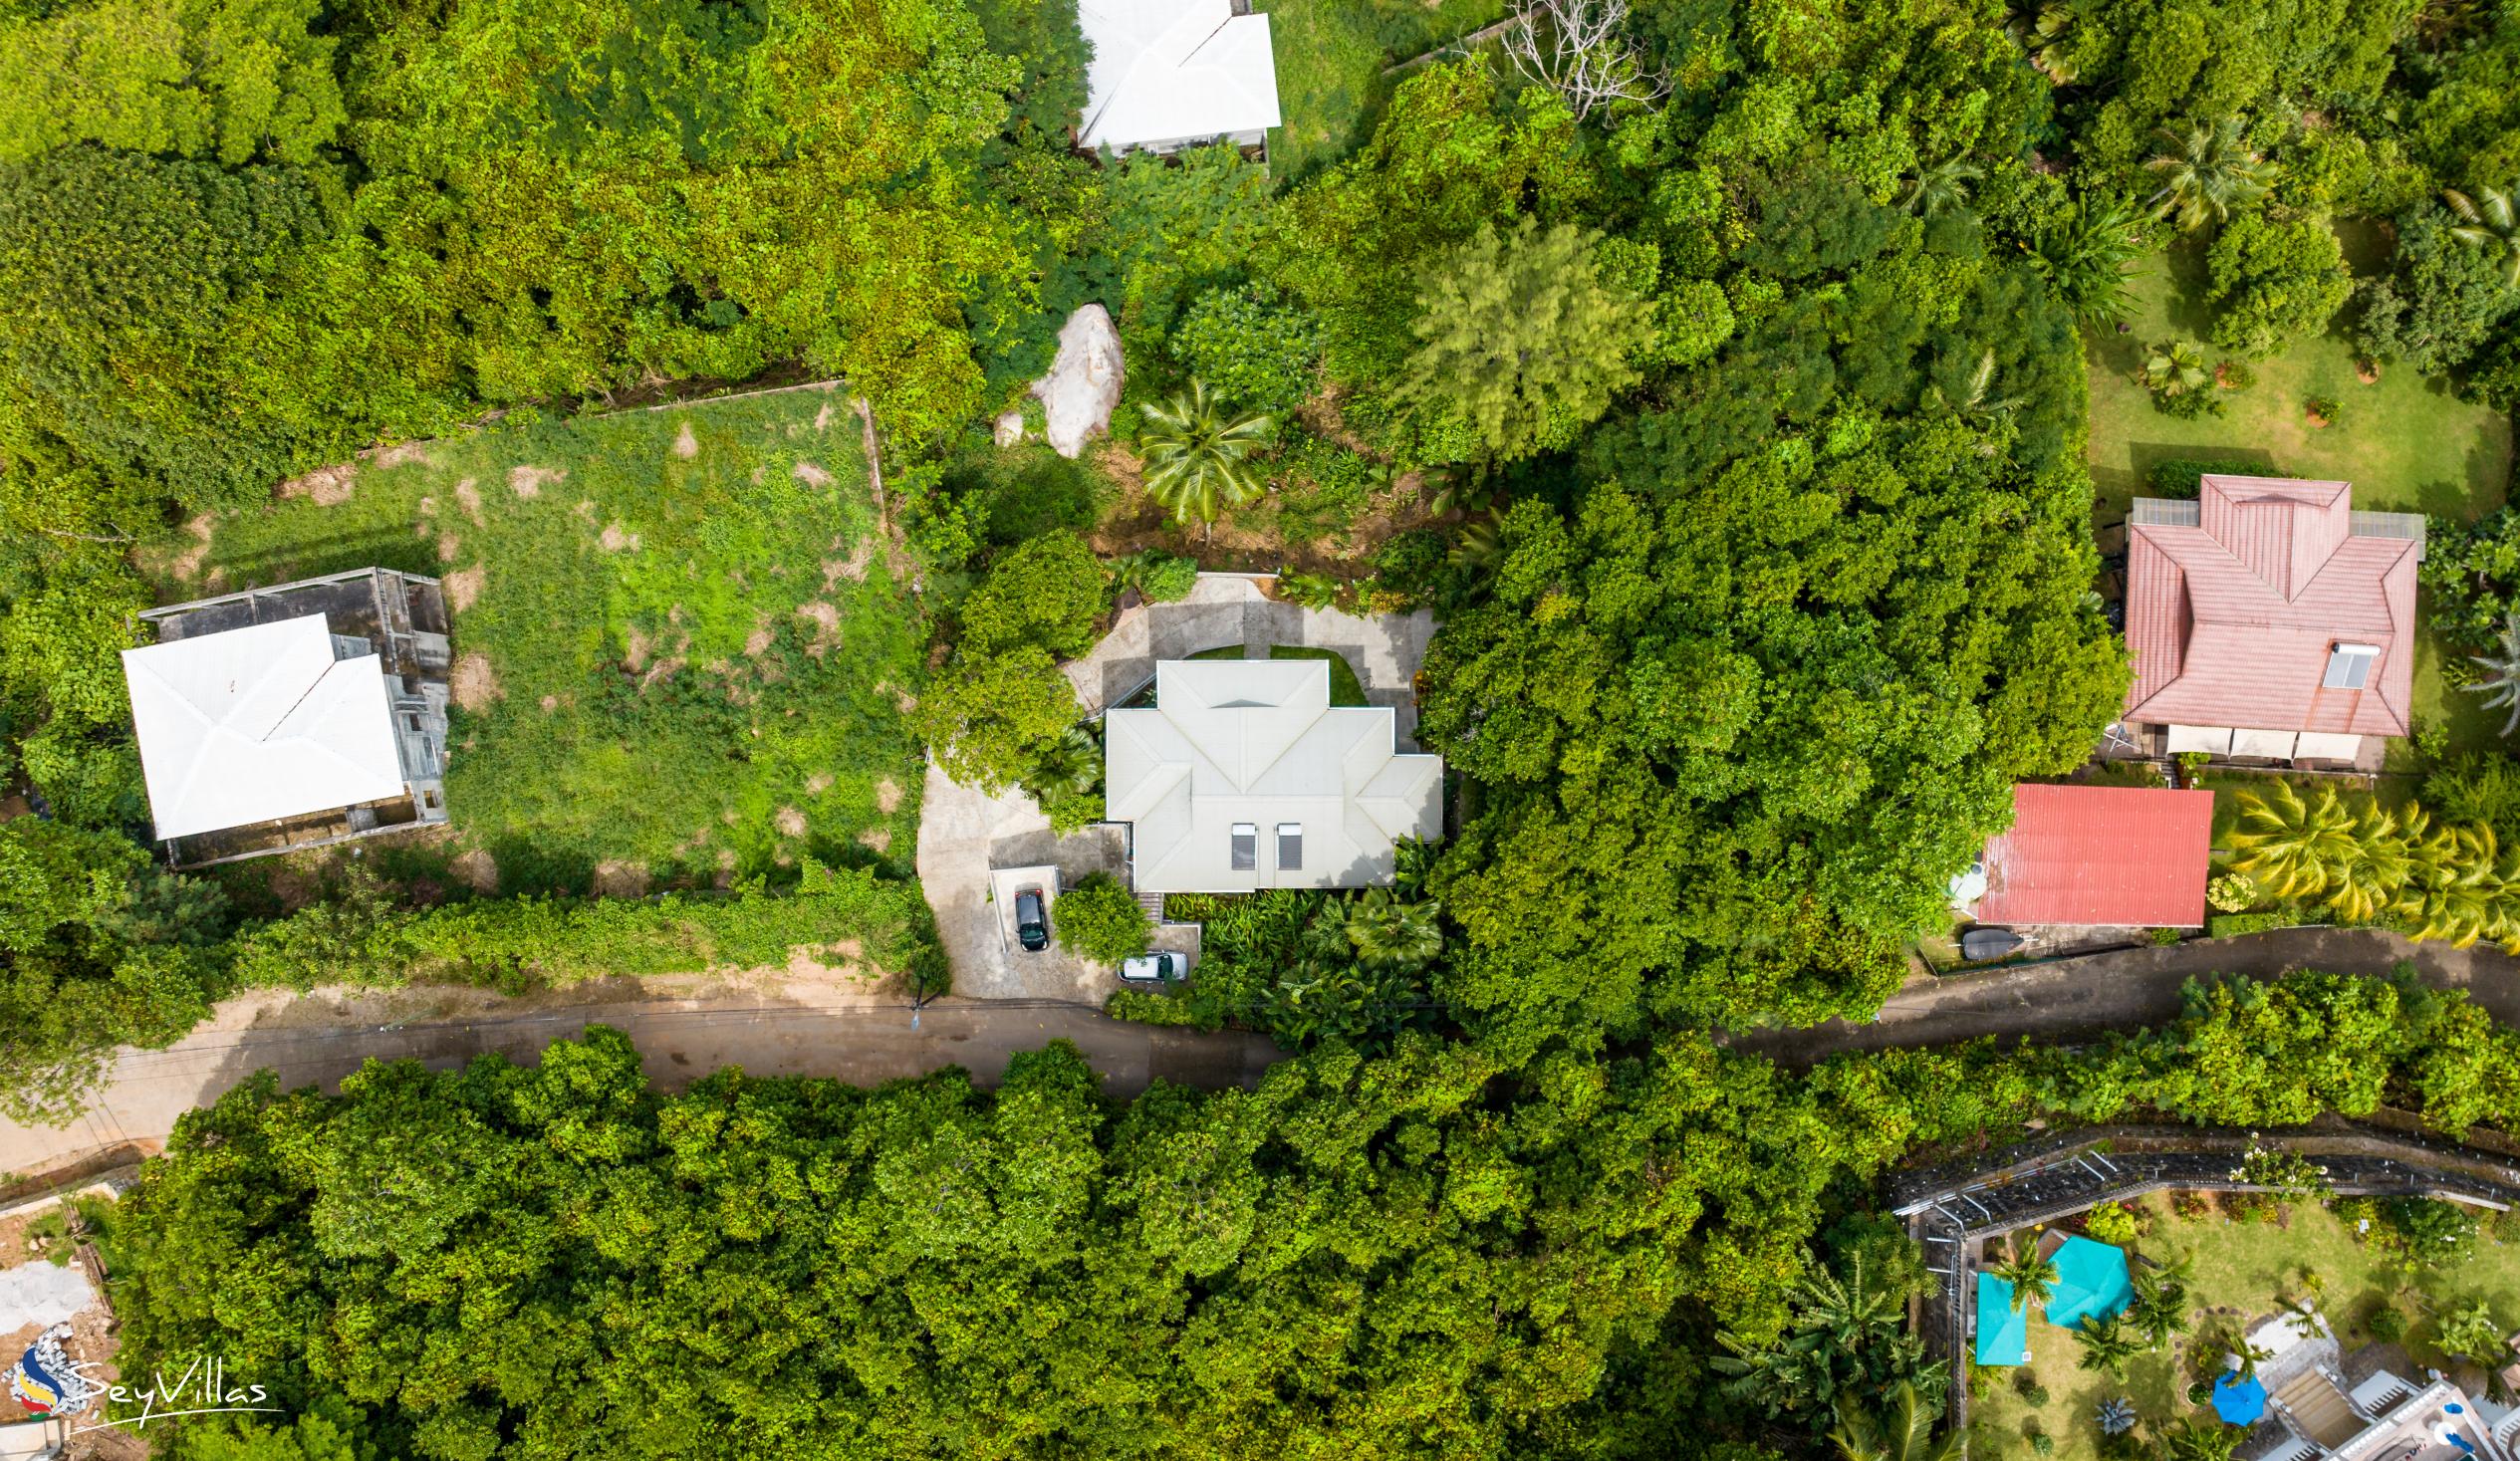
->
[2122,476,2423,764]
[1973,783,2215,927]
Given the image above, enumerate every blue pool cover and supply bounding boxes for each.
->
[2212,1371,2268,1425]
[1976,1273,2030,1365]
[2046,1236,2135,1331]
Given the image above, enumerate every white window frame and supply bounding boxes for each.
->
[1276,823,1303,871]
[1230,823,1257,872]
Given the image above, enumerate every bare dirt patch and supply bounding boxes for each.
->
[451,848,499,893]
[451,652,502,711]
[453,477,485,525]
[625,625,654,673]
[672,421,699,459]
[794,460,835,488]
[796,601,843,655]
[857,828,892,853]
[435,532,463,563]
[278,463,358,506]
[876,777,903,813]
[814,402,835,430]
[444,567,484,613]
[592,860,651,898]
[509,465,564,498]
[599,522,639,552]
[774,806,808,838]
[823,535,875,586]
[539,693,559,712]
[805,772,834,795]
[743,618,776,656]
[370,441,432,469]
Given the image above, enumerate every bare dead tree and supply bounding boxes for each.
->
[1502,0,1670,122]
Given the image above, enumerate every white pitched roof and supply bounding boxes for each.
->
[1105,659,1441,892]
[1077,0,1281,152]
[122,614,408,841]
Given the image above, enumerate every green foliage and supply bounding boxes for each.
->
[1110,549,1198,604]
[0,0,346,165]
[2145,120,2273,232]
[2425,507,2520,650]
[957,529,1109,659]
[2144,458,2267,498]
[920,529,1104,794]
[1051,871,1149,964]
[1396,215,1657,462]
[1135,381,1275,532]
[2083,1200,2141,1246]
[1169,283,1324,418]
[2354,203,2519,375]
[2027,194,2148,326]
[2204,212,2352,356]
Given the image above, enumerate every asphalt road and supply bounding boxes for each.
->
[0,994,1285,1181]
[1725,927,2520,1065]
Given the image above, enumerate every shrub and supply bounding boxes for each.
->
[2368,1303,2408,1344]
[2204,212,2352,357]
[2306,394,2342,424]
[2208,872,2260,912]
[1171,283,1326,418]
[1053,872,1151,964]
[2084,1200,2141,1246]
[1113,550,1199,603]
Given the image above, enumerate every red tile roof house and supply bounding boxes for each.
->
[1969,784,2216,928]
[2120,476,2426,768]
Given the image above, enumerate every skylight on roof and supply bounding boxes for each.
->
[2323,642,2379,691]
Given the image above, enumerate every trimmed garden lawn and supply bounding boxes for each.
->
[2086,240,2510,523]
[1257,0,1512,183]
[1967,1192,2520,1461]
[156,388,926,894]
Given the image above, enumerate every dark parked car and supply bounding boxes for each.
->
[1014,886,1050,951]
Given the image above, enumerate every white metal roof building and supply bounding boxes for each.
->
[124,569,450,863]
[1077,0,1281,155]
[1105,659,1441,893]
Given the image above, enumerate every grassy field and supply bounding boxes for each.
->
[1967,1192,2520,1460]
[2085,239,2511,522]
[1257,0,1513,183]
[155,387,926,895]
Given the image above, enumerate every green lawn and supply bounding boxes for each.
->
[2086,239,2511,522]
[1968,1193,2520,1460]
[1257,0,1512,183]
[160,388,926,894]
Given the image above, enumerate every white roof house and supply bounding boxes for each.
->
[1105,659,1441,893]
[123,614,414,844]
[1077,0,1281,155]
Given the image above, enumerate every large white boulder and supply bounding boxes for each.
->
[1030,305,1124,458]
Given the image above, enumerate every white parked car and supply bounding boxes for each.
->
[1119,952,1180,985]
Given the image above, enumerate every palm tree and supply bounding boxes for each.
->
[2145,118,2271,231]
[2444,184,2520,288]
[2228,1333,2277,1381]
[1136,381,1274,538]
[2325,800,2424,922]
[1927,348,2027,426]
[2227,781,2358,900]
[1422,461,1504,519]
[1829,1380,1960,1461]
[2007,1,2082,83]
[2466,609,2520,736]
[2096,1396,2139,1437]
[1901,153,1983,218]
[1448,510,1504,573]
[2137,338,2210,396]
[2074,1313,2144,1379]
[1343,886,1444,970]
[2398,823,2518,948]
[2127,1262,2191,1347]
[2159,1415,2244,1461]
[1992,1237,2059,1313]
[2027,194,2145,326]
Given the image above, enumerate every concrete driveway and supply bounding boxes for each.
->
[1064,573,1436,744]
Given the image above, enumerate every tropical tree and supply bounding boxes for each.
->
[2127,1255,2193,1347]
[2145,119,2272,231]
[1341,887,1444,970]
[1924,348,2026,428]
[1992,1237,2060,1312]
[2138,338,2210,396]
[1714,1254,1938,1425]
[1829,1379,1960,1461]
[2326,801,2427,922]
[2159,1415,2244,1461]
[2007,1,2082,83]
[2229,1332,2277,1381]
[2096,1396,2140,1437]
[1901,153,1983,218]
[2226,782,2359,900]
[1137,381,1274,537]
[2444,183,2520,288]
[2074,1313,2144,1379]
[2397,823,2518,948]
[2466,609,2520,736]
[2027,194,2145,325]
